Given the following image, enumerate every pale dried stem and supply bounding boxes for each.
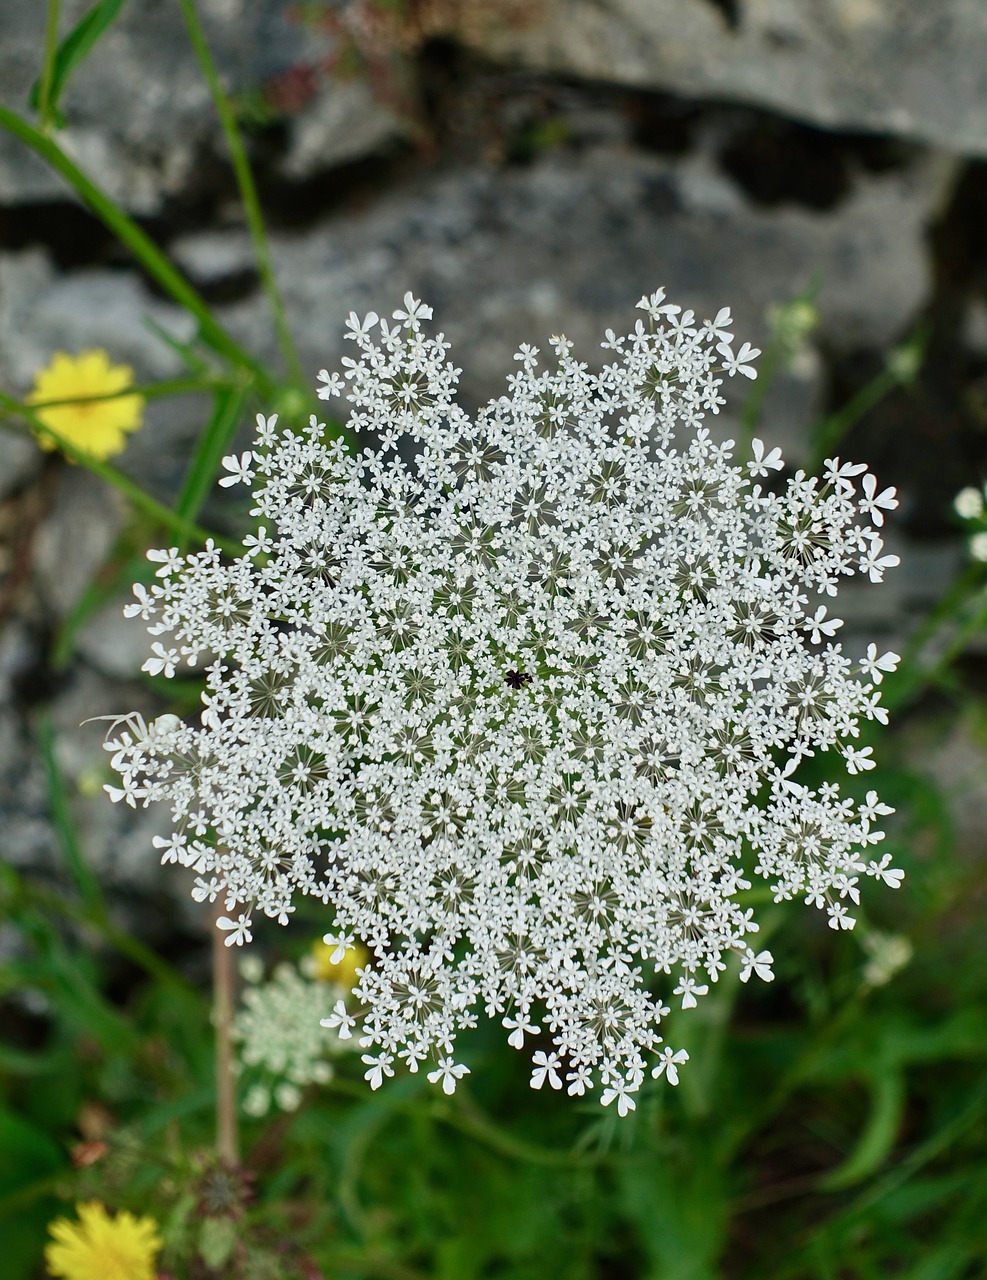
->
[212,902,240,1165]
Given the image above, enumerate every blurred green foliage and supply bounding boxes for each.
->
[3,710,987,1279]
[1,2,986,1277]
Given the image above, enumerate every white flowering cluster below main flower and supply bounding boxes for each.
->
[104,289,902,1114]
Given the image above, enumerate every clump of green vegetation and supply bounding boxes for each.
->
[1,4,986,1279]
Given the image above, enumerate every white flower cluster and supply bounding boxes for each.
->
[953,484,987,561]
[104,289,902,1114]
[234,953,357,1116]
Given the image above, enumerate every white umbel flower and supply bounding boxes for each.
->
[103,290,902,1110]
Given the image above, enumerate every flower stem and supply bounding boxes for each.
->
[37,0,61,133]
[0,374,229,414]
[0,388,239,551]
[0,102,275,395]
[177,0,307,391]
[212,904,240,1166]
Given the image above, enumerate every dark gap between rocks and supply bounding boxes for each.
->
[703,0,742,32]
[10,625,64,711]
[627,91,706,157]
[830,158,987,538]
[717,114,916,211]
[0,201,119,270]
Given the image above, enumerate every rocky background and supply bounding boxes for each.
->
[2,0,987,940]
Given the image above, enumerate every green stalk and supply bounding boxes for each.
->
[739,339,784,449]
[0,374,227,417]
[807,367,899,473]
[0,388,237,550]
[864,555,987,717]
[0,103,275,395]
[177,0,307,390]
[39,712,104,916]
[175,377,253,524]
[37,0,61,133]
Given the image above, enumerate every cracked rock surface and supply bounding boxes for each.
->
[2,5,986,923]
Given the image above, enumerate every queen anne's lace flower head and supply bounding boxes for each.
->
[235,950,359,1116]
[104,289,902,1113]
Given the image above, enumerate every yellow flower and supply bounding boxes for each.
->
[45,1201,162,1280]
[28,350,144,460]
[310,937,368,989]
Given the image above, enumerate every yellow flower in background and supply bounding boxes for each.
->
[45,1201,162,1280]
[310,937,368,989]
[29,350,144,460]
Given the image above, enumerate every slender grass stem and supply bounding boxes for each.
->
[12,855,199,997]
[177,0,307,390]
[0,375,228,418]
[39,712,105,916]
[0,388,238,551]
[37,0,61,133]
[807,368,900,473]
[0,103,275,395]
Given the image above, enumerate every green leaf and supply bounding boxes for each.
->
[175,379,253,525]
[0,1108,64,1201]
[198,1216,238,1269]
[38,712,105,916]
[29,0,129,126]
[142,315,211,376]
[0,1108,65,1279]
[821,1069,905,1190]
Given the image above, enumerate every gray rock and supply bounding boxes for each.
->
[0,431,42,502]
[202,144,945,456]
[0,247,197,388]
[0,621,52,871]
[169,228,257,285]
[464,0,987,158]
[278,76,407,182]
[905,710,987,865]
[75,597,155,682]
[964,298,987,357]
[839,538,964,657]
[32,467,127,616]
[0,0,404,214]
[7,267,198,385]
[0,249,55,389]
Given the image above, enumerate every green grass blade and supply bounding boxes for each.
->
[30,0,128,128]
[177,0,307,389]
[820,1068,905,1190]
[175,378,253,524]
[38,711,105,916]
[142,314,211,374]
[0,102,275,395]
[35,0,62,131]
[0,388,238,551]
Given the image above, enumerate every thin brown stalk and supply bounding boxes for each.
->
[212,902,240,1165]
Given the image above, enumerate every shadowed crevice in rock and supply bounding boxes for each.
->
[703,0,742,32]
[0,202,118,271]
[254,146,416,232]
[815,159,987,541]
[9,624,62,711]
[627,91,705,157]
[717,115,916,211]
[927,159,987,347]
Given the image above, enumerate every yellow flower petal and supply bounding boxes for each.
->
[28,349,144,461]
[310,937,368,988]
[45,1201,162,1280]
